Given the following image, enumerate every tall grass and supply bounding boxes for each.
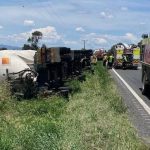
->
[0,62,149,150]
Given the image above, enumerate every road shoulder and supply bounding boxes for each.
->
[109,68,150,145]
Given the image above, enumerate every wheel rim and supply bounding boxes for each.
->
[142,75,146,93]
[142,81,145,91]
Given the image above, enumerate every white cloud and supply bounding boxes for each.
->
[121,7,128,11]
[94,38,107,44]
[81,32,140,49]
[101,33,139,44]
[31,26,61,40]
[0,25,3,29]
[5,26,61,43]
[140,22,146,25]
[124,33,138,42]
[64,40,77,45]
[87,33,96,36]
[100,11,106,17]
[107,15,113,19]
[76,27,85,32]
[82,33,108,47]
[100,11,113,19]
[24,20,35,26]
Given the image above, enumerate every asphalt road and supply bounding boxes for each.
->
[110,67,150,145]
[113,67,150,108]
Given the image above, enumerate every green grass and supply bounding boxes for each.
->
[0,62,149,150]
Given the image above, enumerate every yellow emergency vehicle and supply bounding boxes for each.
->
[113,43,140,69]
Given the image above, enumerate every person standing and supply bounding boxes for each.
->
[91,54,97,65]
[103,53,108,67]
[107,53,114,69]
[122,54,127,69]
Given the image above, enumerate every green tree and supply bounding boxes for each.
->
[22,31,43,50]
[27,31,43,50]
[0,47,7,50]
[22,44,31,50]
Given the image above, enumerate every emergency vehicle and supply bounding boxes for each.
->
[113,43,140,69]
[93,49,105,60]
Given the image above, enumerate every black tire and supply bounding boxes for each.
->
[133,66,138,70]
[142,75,149,95]
[113,65,117,69]
[122,67,126,70]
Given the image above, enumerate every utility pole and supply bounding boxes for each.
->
[82,40,87,50]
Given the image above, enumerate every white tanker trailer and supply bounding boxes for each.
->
[0,50,36,80]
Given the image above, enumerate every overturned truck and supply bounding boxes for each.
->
[5,48,93,99]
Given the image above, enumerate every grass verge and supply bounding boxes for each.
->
[0,62,149,150]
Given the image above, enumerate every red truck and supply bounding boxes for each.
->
[141,34,150,94]
[93,49,105,60]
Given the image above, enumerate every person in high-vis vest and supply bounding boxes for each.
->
[122,54,128,69]
[107,53,114,69]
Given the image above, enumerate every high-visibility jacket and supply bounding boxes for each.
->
[108,55,114,63]
[91,55,97,64]
[103,55,107,61]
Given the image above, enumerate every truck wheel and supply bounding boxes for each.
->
[114,65,118,69]
[122,66,126,70]
[142,75,149,95]
[134,66,138,70]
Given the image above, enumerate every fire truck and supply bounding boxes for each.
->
[93,49,105,60]
[113,43,140,69]
[141,34,150,94]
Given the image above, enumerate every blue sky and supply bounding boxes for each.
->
[0,0,150,50]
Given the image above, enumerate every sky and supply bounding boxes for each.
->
[0,0,150,50]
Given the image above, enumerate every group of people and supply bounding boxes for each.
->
[103,53,132,69]
[91,52,131,69]
[102,53,114,69]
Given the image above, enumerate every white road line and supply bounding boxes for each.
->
[112,68,150,115]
